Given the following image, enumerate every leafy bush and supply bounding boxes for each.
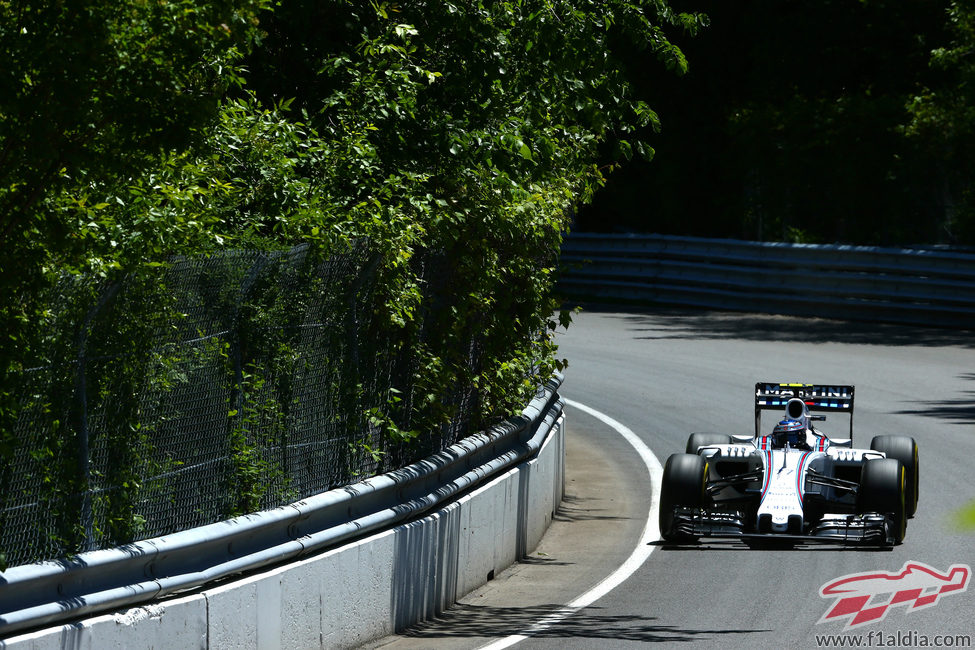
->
[0,0,696,566]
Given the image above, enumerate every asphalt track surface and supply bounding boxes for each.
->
[367,308,975,650]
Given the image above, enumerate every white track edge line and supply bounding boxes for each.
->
[478,398,664,649]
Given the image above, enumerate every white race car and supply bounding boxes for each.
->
[659,383,919,546]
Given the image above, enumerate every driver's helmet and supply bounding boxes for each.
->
[771,418,806,448]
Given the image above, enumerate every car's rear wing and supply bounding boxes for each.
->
[754,382,855,439]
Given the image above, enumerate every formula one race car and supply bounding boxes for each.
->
[659,383,919,546]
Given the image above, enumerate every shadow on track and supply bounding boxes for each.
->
[551,494,632,525]
[571,304,975,348]
[399,602,770,644]
[895,374,975,424]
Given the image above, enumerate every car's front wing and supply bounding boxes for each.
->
[667,507,894,546]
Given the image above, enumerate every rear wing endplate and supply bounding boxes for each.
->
[754,383,855,439]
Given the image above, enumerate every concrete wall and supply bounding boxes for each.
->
[2,415,564,650]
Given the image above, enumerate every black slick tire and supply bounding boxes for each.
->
[685,433,732,455]
[858,457,906,545]
[870,435,919,518]
[659,453,708,542]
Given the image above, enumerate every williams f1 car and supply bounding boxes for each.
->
[659,383,919,546]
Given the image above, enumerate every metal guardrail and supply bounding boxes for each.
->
[0,375,564,638]
[559,233,975,328]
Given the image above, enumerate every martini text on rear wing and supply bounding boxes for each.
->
[755,383,855,438]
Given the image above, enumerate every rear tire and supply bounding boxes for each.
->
[870,435,919,517]
[858,458,906,545]
[659,453,708,542]
[685,433,732,455]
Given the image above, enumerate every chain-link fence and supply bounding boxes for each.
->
[0,242,486,568]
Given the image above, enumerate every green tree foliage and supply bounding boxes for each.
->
[906,0,975,244]
[578,0,973,247]
[40,0,704,425]
[1,1,698,564]
[261,0,705,417]
[0,0,271,463]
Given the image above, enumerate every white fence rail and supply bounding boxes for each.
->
[559,233,975,328]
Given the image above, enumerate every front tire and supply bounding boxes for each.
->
[858,458,906,545]
[870,435,919,517]
[659,453,708,542]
